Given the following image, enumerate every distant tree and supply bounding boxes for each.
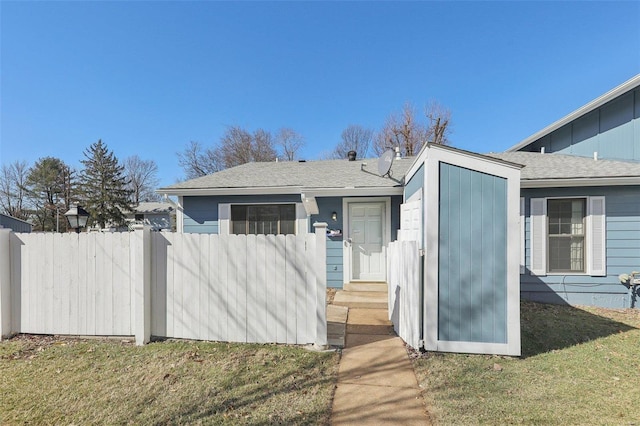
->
[424,100,452,146]
[80,140,132,229]
[0,160,30,220]
[178,125,307,179]
[124,155,160,205]
[373,101,453,156]
[24,157,72,232]
[276,128,305,161]
[330,125,374,159]
[218,126,277,168]
[373,103,427,157]
[177,141,222,180]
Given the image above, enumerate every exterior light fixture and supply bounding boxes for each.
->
[331,211,338,221]
[65,204,90,233]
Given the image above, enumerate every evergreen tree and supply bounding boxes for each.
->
[25,157,73,232]
[80,140,132,229]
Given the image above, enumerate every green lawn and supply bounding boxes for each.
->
[1,337,339,425]
[412,302,640,425]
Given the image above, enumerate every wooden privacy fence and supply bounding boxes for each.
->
[387,240,421,349]
[0,224,328,347]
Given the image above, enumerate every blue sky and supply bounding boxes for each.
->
[1,1,639,188]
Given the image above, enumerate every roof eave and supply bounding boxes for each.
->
[158,185,404,197]
[521,176,640,188]
[506,74,640,152]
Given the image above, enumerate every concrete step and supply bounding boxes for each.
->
[343,282,388,293]
[333,290,388,310]
[346,308,394,335]
[327,304,348,348]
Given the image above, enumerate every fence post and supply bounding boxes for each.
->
[131,225,151,345]
[0,229,11,340]
[313,222,328,349]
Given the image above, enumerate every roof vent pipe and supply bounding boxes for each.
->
[347,151,357,161]
[594,151,598,161]
[395,146,401,159]
[540,146,545,154]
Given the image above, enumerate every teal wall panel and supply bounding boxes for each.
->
[524,89,640,161]
[438,163,508,344]
[520,186,640,308]
[404,163,424,200]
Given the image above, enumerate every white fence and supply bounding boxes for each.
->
[387,240,421,349]
[0,224,327,347]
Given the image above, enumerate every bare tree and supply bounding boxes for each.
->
[0,160,30,219]
[330,124,373,159]
[218,126,277,169]
[373,101,453,156]
[177,141,223,180]
[424,100,452,145]
[276,128,305,161]
[124,155,160,205]
[373,103,427,156]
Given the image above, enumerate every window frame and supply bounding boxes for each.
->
[529,195,606,277]
[230,203,297,236]
[218,202,303,236]
[546,197,587,274]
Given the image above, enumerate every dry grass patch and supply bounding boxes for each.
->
[1,336,338,425]
[412,302,640,425]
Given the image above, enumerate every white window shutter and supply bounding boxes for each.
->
[588,196,606,276]
[218,203,230,235]
[520,197,525,274]
[530,198,546,276]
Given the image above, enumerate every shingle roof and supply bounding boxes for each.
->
[487,152,640,180]
[161,157,413,192]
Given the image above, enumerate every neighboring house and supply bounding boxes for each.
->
[126,201,176,231]
[503,73,640,308]
[0,213,32,233]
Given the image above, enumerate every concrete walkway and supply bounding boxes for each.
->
[329,285,431,425]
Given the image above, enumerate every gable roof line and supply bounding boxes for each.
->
[506,74,640,152]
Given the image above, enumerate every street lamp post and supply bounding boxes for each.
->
[64,204,90,233]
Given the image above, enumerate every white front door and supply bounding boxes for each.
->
[348,202,386,281]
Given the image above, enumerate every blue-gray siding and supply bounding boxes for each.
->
[404,163,424,200]
[182,195,301,234]
[523,88,640,161]
[521,186,640,308]
[312,197,344,288]
[183,194,402,289]
[0,214,32,233]
[438,163,508,343]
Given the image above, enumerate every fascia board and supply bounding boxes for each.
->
[159,186,404,198]
[302,187,404,197]
[158,186,304,196]
[520,176,640,188]
[507,74,640,152]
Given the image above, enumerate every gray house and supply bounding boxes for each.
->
[162,144,524,355]
[0,213,32,233]
[160,74,640,314]
[161,155,412,288]
[126,201,176,231]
